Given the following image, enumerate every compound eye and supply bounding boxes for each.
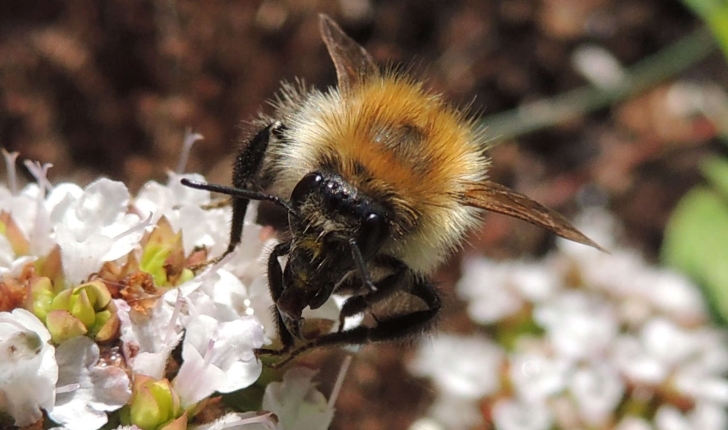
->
[357,212,388,260]
[291,172,323,207]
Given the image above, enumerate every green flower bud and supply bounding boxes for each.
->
[123,375,185,430]
[45,281,119,343]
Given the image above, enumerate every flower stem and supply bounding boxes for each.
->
[479,27,717,140]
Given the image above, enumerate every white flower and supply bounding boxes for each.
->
[173,314,264,407]
[534,290,618,361]
[117,298,183,379]
[194,411,278,430]
[180,269,258,323]
[568,360,624,426]
[654,403,727,430]
[0,309,58,426]
[262,367,335,430]
[134,173,267,280]
[458,258,558,324]
[410,334,504,399]
[418,208,728,429]
[492,398,553,430]
[509,352,570,403]
[615,416,653,430]
[426,395,484,430]
[612,334,668,385]
[48,336,131,430]
[52,179,144,285]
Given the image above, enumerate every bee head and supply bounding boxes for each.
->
[289,172,391,260]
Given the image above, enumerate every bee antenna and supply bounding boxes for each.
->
[180,178,299,217]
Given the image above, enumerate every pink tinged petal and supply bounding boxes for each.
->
[2,149,19,195]
[262,367,334,430]
[175,129,204,174]
[0,309,58,427]
[48,337,131,430]
[181,315,264,394]
[24,161,53,195]
[173,342,226,407]
[492,399,553,430]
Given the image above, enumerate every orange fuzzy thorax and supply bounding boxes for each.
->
[269,75,489,273]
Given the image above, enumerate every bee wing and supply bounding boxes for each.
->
[319,14,380,92]
[463,181,605,251]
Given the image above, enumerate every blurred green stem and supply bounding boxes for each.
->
[479,27,717,140]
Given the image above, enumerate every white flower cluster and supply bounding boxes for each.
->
[410,209,728,430]
[0,147,338,430]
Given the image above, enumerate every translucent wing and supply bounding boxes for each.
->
[319,14,380,92]
[462,180,605,251]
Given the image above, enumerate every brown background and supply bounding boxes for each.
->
[0,1,720,428]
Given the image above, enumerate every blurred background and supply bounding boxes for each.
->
[2,0,727,429]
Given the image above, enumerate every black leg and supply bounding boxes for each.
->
[337,258,407,331]
[269,271,441,368]
[255,241,295,356]
[227,122,284,255]
[181,122,287,261]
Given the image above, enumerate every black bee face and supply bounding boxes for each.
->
[289,171,391,261]
[266,171,393,337]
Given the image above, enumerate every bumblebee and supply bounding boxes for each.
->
[182,14,600,366]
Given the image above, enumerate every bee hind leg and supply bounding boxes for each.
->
[337,256,407,332]
[270,273,441,368]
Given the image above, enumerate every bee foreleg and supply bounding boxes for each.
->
[256,240,295,358]
[227,122,286,256]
